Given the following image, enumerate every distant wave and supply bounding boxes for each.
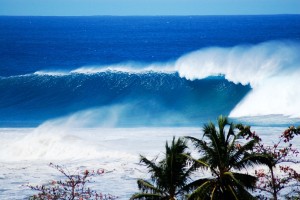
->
[175,40,300,118]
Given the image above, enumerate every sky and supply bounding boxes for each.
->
[0,0,300,16]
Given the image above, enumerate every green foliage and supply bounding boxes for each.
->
[185,115,270,200]
[131,137,193,200]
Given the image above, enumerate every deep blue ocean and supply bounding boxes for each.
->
[1,15,300,127]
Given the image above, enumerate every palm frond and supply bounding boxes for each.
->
[182,154,209,169]
[226,185,239,200]
[184,135,221,169]
[181,178,210,193]
[229,140,257,168]
[235,124,255,141]
[217,115,228,144]
[223,172,256,190]
[234,153,272,170]
[181,116,270,200]
[227,172,257,200]
[140,156,159,172]
[139,155,163,183]
[185,136,207,153]
[202,123,224,169]
[231,172,257,189]
[225,123,235,145]
[235,187,257,200]
[210,185,217,200]
[213,172,257,199]
[133,137,194,200]
[136,179,163,194]
[188,180,212,200]
[130,192,163,200]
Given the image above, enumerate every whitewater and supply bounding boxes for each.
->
[1,15,300,199]
[176,40,300,119]
[2,125,300,199]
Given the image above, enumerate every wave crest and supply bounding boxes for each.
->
[175,40,300,118]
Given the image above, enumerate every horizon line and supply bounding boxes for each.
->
[0,14,300,17]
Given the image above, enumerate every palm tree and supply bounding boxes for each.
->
[130,137,194,200]
[185,116,270,200]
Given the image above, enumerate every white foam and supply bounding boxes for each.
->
[0,126,191,199]
[0,127,101,162]
[32,63,175,77]
[33,70,69,76]
[70,62,175,74]
[230,74,300,118]
[175,40,300,118]
[0,106,134,162]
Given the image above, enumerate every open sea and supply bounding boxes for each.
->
[0,15,300,199]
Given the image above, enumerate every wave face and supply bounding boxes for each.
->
[176,41,300,119]
[0,71,249,126]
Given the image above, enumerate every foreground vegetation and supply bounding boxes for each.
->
[28,116,300,200]
[28,163,117,200]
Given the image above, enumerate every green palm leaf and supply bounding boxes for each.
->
[136,179,163,194]
[131,137,193,200]
[130,193,164,200]
[186,116,270,200]
[181,178,210,193]
[188,180,212,200]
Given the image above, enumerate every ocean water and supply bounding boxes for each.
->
[0,15,300,199]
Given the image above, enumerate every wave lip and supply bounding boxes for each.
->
[70,63,175,75]
[33,70,69,76]
[30,62,176,77]
[175,40,300,118]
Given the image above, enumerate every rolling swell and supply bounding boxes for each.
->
[0,71,249,126]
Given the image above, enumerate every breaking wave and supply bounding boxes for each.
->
[0,40,299,126]
[175,40,300,118]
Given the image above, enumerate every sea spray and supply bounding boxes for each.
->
[175,41,300,118]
